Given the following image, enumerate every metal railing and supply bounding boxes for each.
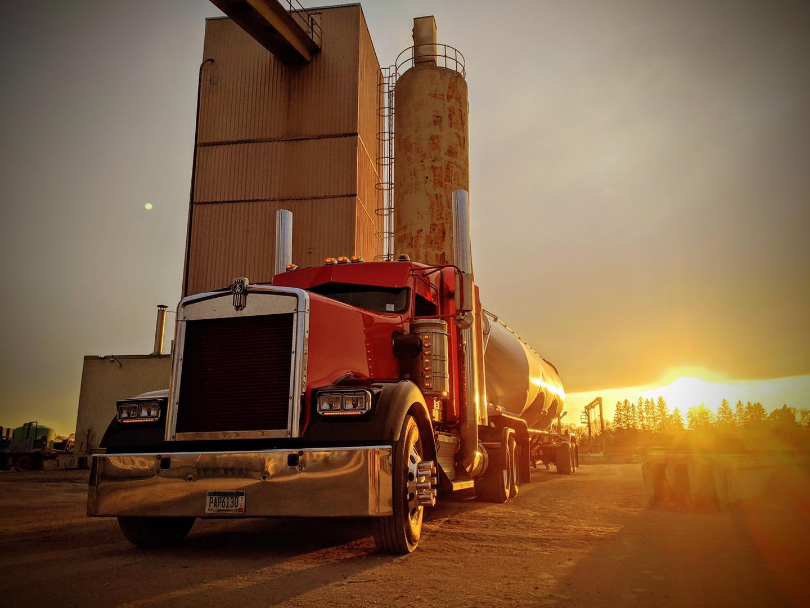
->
[285,0,322,48]
[374,43,466,260]
[394,43,466,79]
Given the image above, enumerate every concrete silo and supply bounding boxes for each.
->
[393,17,469,266]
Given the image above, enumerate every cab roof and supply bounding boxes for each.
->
[272,261,430,290]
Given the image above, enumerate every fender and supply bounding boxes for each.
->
[303,381,436,461]
[376,381,436,461]
[99,415,166,452]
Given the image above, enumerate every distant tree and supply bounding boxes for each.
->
[746,402,767,426]
[686,406,696,429]
[767,405,798,430]
[637,397,646,431]
[734,400,746,427]
[626,399,637,430]
[687,404,714,430]
[656,397,669,432]
[717,399,735,426]
[613,401,624,430]
[670,407,685,431]
[645,398,656,432]
[800,409,810,431]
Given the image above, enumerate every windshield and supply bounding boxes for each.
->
[308,283,410,314]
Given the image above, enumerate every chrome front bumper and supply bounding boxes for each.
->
[88,446,393,518]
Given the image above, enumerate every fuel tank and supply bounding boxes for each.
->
[483,312,564,430]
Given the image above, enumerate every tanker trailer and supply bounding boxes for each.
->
[483,312,579,476]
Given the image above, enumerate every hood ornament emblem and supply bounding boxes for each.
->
[231,277,249,311]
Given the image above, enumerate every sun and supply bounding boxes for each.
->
[640,368,736,412]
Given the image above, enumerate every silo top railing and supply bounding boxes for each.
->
[394,43,466,79]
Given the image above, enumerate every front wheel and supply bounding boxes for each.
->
[118,517,195,547]
[374,414,432,554]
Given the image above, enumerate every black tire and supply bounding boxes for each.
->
[118,517,195,547]
[14,455,35,472]
[508,435,520,499]
[373,414,425,554]
[476,428,512,503]
[556,442,573,475]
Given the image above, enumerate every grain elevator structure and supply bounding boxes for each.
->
[183,3,383,295]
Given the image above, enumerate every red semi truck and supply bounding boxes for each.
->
[88,194,576,553]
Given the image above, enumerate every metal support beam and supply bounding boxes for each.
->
[211,0,321,65]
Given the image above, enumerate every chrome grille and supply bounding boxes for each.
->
[175,314,295,433]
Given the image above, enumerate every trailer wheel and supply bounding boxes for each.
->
[373,414,425,554]
[118,517,195,548]
[556,442,573,475]
[508,435,520,499]
[476,428,511,503]
[14,455,35,472]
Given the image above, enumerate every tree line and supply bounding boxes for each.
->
[609,397,810,433]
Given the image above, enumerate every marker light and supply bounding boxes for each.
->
[285,264,298,271]
[350,256,364,263]
[397,254,411,262]
[325,257,336,265]
[336,256,350,264]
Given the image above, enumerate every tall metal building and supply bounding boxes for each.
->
[183,4,382,296]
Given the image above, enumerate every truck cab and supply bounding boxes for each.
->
[91,259,467,552]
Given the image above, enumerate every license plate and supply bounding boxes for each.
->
[205,491,245,514]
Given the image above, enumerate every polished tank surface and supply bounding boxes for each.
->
[483,313,564,430]
[394,65,469,265]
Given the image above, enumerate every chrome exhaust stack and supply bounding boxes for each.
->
[452,190,486,478]
[152,305,168,356]
[274,209,293,276]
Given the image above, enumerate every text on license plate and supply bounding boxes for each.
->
[205,491,246,514]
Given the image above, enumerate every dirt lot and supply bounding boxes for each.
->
[0,463,807,607]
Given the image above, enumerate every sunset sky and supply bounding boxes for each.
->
[1,0,808,434]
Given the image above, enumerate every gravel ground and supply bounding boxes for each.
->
[0,463,807,607]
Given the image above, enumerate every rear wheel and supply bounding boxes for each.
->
[476,428,512,503]
[373,415,428,554]
[14,455,35,472]
[118,517,195,547]
[508,435,520,498]
[556,442,573,475]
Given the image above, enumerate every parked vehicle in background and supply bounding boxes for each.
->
[0,422,72,471]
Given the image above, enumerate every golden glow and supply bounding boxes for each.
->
[565,372,810,426]
[530,376,566,400]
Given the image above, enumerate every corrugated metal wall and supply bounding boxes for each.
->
[184,6,381,296]
[187,198,356,294]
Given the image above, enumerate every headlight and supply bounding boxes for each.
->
[117,400,161,423]
[317,390,372,416]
